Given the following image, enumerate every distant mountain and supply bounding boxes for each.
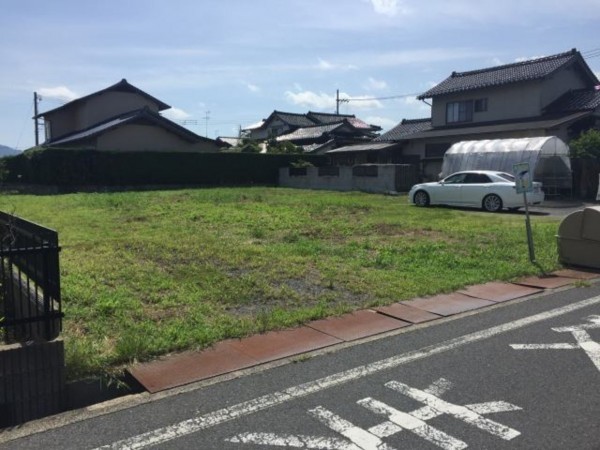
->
[0,145,21,157]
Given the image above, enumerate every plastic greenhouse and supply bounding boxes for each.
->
[440,137,572,196]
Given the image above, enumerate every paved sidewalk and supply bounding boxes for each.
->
[128,268,600,393]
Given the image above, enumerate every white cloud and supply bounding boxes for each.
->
[316,58,358,71]
[245,82,260,93]
[364,115,398,130]
[285,90,336,109]
[343,95,383,109]
[404,96,431,112]
[515,55,546,63]
[317,58,335,70]
[161,107,191,121]
[285,90,382,110]
[37,86,78,103]
[364,77,388,90]
[368,0,408,17]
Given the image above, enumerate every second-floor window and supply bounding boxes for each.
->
[474,98,488,112]
[44,120,52,141]
[446,101,473,123]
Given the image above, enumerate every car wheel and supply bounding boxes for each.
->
[413,190,430,207]
[482,194,503,212]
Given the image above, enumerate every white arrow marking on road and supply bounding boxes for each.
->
[510,315,600,372]
[95,295,600,450]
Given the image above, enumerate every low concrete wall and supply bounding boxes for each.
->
[0,339,65,427]
[279,164,415,194]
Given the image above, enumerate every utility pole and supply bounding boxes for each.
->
[33,92,40,146]
[203,110,210,137]
[335,89,349,115]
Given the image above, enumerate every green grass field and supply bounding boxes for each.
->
[0,187,562,379]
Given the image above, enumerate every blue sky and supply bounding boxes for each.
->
[2,0,600,149]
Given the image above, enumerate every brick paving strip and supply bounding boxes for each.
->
[128,269,599,393]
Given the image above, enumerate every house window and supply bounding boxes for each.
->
[446,101,473,123]
[474,98,488,112]
[44,120,52,141]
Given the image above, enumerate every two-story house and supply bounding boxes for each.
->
[328,49,600,180]
[36,79,218,152]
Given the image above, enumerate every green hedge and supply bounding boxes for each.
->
[1,149,327,187]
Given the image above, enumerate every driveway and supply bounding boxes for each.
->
[526,200,597,217]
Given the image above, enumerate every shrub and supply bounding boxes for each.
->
[2,149,327,187]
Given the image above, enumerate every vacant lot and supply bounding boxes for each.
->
[0,187,561,379]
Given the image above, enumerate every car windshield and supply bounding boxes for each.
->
[496,172,515,182]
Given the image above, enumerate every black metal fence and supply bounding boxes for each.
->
[0,212,62,343]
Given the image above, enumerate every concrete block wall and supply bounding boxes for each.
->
[0,339,65,427]
[279,165,409,194]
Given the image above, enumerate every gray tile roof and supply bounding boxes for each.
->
[374,118,432,142]
[271,111,316,127]
[418,49,596,99]
[307,111,354,124]
[326,142,396,153]
[48,107,207,146]
[545,89,600,113]
[392,111,592,140]
[37,79,170,118]
[276,123,344,141]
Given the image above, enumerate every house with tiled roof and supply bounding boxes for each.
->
[36,79,218,152]
[329,49,600,181]
[242,110,381,150]
[275,119,380,152]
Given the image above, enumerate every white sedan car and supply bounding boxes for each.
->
[408,170,544,212]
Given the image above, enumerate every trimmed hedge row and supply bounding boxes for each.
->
[1,149,327,187]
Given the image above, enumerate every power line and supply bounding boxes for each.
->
[343,93,421,102]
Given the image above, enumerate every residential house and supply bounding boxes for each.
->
[328,49,600,181]
[36,79,219,152]
[243,110,381,152]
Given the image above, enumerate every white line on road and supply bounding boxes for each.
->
[510,315,600,372]
[96,295,600,449]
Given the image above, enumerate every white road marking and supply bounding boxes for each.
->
[358,397,467,450]
[96,295,600,449]
[227,432,360,449]
[384,381,521,441]
[464,401,522,415]
[510,315,600,372]
[227,377,521,449]
[309,406,394,450]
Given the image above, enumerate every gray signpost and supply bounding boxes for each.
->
[513,162,545,274]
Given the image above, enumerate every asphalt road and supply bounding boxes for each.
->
[3,282,600,449]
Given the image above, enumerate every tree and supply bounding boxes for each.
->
[266,139,303,154]
[570,129,600,199]
[570,129,600,158]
